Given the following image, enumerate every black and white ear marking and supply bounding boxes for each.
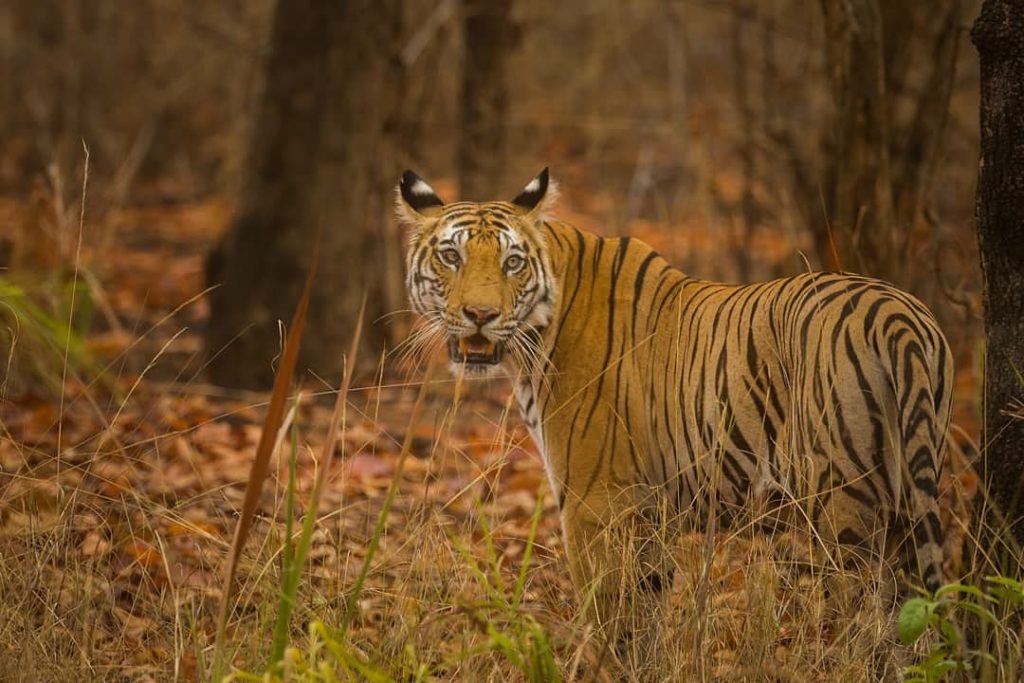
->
[399,170,444,212]
[512,167,549,212]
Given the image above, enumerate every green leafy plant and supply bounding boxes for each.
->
[231,468,561,683]
[0,276,99,397]
[449,495,561,683]
[899,577,1024,683]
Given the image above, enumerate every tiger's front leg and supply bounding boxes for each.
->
[561,486,674,675]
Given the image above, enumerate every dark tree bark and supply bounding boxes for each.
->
[972,0,1024,543]
[205,0,401,389]
[458,0,519,200]
[820,0,895,280]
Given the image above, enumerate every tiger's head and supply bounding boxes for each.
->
[397,168,559,377]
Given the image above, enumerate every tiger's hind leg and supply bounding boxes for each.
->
[802,504,908,679]
[901,428,946,595]
[889,323,950,595]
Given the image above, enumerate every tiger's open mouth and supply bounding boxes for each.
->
[448,334,503,365]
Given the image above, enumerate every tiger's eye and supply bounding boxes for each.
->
[504,255,524,272]
[440,248,461,267]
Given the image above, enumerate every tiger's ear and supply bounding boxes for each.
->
[511,167,558,219]
[396,170,445,224]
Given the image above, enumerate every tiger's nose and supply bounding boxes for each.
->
[463,305,499,326]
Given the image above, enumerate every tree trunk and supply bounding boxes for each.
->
[458,0,519,200]
[819,0,895,280]
[889,1,962,244]
[204,0,401,389]
[972,0,1024,543]
[730,0,758,281]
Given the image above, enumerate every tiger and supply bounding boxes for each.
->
[396,167,953,661]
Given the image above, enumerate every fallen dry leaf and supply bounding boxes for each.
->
[80,531,110,557]
[113,606,159,641]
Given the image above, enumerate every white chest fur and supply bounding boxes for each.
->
[513,377,559,501]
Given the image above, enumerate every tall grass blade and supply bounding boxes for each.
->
[513,491,545,608]
[477,499,508,597]
[268,298,366,669]
[268,420,300,668]
[338,356,437,639]
[212,240,319,680]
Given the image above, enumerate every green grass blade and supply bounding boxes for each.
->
[514,491,545,607]
[447,528,503,604]
[269,422,301,668]
[338,362,435,638]
[475,499,507,598]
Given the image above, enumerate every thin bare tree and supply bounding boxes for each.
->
[458,0,520,199]
[819,0,895,278]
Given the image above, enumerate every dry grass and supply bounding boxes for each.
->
[0,179,1008,682]
[4,349,989,682]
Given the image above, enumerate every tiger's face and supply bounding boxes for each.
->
[397,169,558,377]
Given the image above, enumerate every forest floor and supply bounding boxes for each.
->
[0,183,984,682]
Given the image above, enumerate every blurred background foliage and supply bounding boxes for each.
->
[0,0,980,388]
